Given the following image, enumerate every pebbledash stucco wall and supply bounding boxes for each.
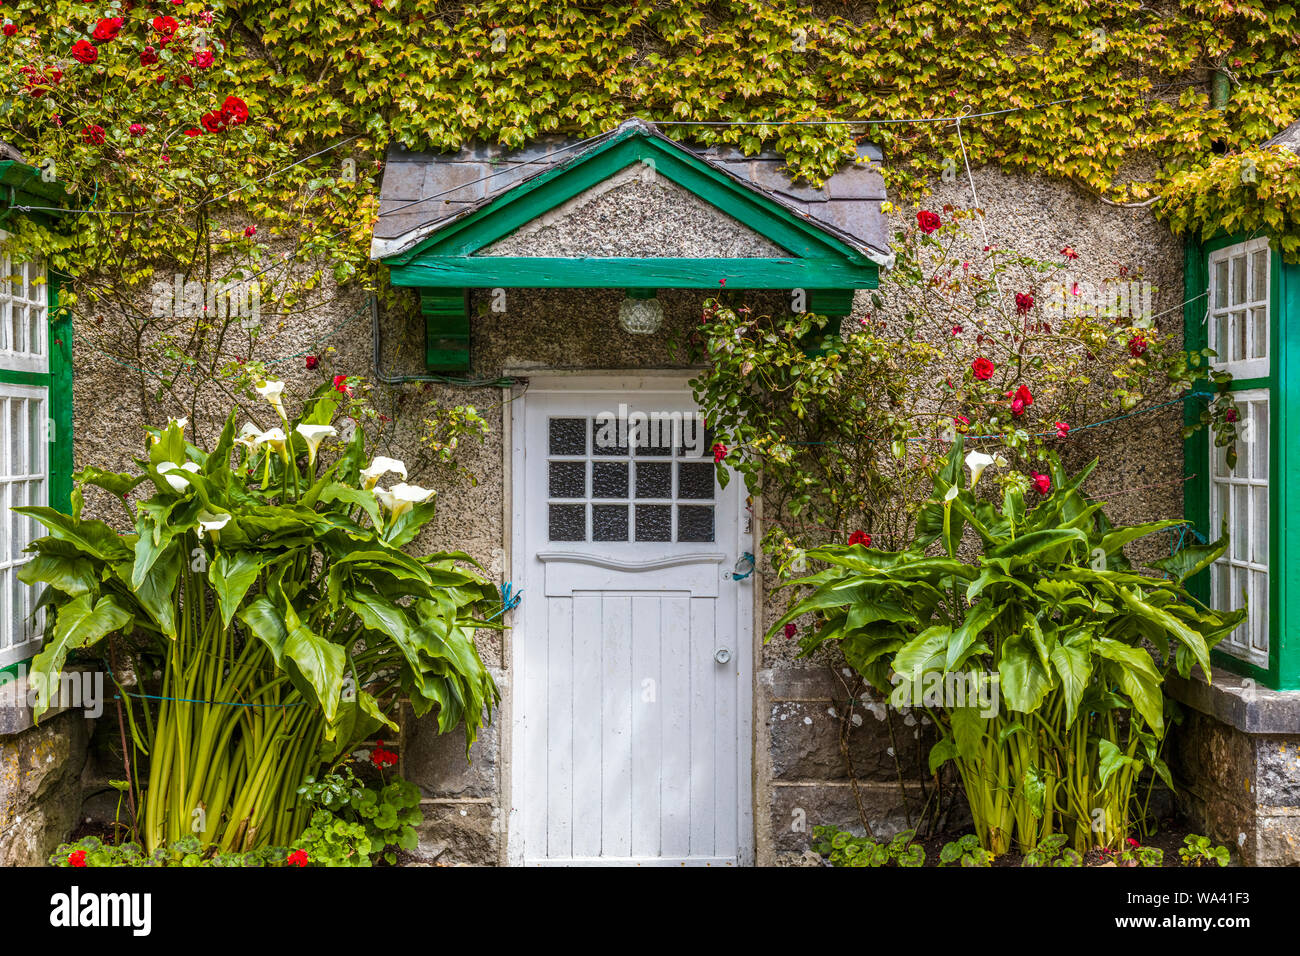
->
[64,165,1285,864]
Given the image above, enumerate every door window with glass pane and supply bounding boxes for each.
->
[0,237,50,668]
[1207,237,1269,380]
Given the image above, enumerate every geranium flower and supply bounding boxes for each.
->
[81,124,106,145]
[286,849,308,867]
[243,224,256,237]
[847,530,872,547]
[333,374,352,396]
[1128,333,1148,357]
[128,123,146,135]
[1053,421,1070,438]
[917,210,941,234]
[68,850,87,867]
[971,357,995,380]
[1225,408,1239,423]
[71,39,98,63]
[361,456,407,490]
[1015,292,1034,315]
[371,741,399,768]
[92,17,123,41]
[712,442,727,463]
[965,450,996,488]
[1031,472,1051,495]
[376,482,435,521]
[783,623,798,640]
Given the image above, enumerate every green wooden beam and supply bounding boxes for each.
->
[391,257,877,290]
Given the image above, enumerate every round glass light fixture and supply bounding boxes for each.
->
[618,289,664,334]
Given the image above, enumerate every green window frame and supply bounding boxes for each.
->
[1183,233,1299,690]
[0,234,74,672]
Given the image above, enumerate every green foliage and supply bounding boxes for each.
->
[50,835,293,867]
[1021,833,1082,867]
[812,825,925,868]
[297,766,423,865]
[939,832,994,867]
[20,381,499,852]
[294,810,374,867]
[1178,833,1231,867]
[772,437,1246,856]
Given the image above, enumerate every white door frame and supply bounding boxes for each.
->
[505,370,755,866]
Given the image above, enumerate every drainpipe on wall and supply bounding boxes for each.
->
[370,293,514,387]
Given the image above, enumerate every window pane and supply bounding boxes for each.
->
[1212,441,1228,479]
[1213,562,1229,613]
[634,462,671,499]
[1252,486,1268,564]
[635,505,671,542]
[677,505,714,542]
[1231,311,1246,361]
[28,398,43,475]
[1231,485,1248,561]
[1231,254,1247,305]
[1250,401,1268,479]
[548,504,585,541]
[548,418,586,456]
[677,462,715,500]
[592,461,628,498]
[1250,307,1267,359]
[1214,259,1228,308]
[592,505,628,542]
[1213,481,1229,527]
[1213,312,1226,359]
[1251,572,1269,651]
[1252,250,1268,301]
[548,461,585,498]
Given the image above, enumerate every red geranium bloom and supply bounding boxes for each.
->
[1061,245,1078,260]
[304,355,318,370]
[140,45,159,65]
[1014,292,1034,315]
[190,48,214,69]
[81,124,106,145]
[333,374,352,396]
[286,849,308,867]
[783,623,797,640]
[221,95,249,125]
[1031,472,1051,495]
[152,15,178,35]
[244,225,257,237]
[917,210,941,234]
[71,39,98,63]
[711,442,727,463]
[1128,333,1148,357]
[371,741,399,768]
[92,17,123,41]
[1054,421,1070,438]
[971,356,995,381]
[847,530,872,547]
[68,850,87,867]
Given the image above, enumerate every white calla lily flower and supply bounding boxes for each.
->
[255,379,287,420]
[360,456,407,491]
[197,511,232,541]
[234,421,262,452]
[375,481,434,521]
[157,459,200,494]
[295,423,337,468]
[965,450,997,488]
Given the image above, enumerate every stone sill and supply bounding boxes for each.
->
[0,667,90,737]
[1166,667,1300,735]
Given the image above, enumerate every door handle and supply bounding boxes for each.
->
[714,648,732,664]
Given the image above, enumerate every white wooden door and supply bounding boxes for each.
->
[509,374,753,866]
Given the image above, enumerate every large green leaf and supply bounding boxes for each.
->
[29,594,131,719]
[997,633,1054,714]
[281,602,345,725]
[893,625,951,680]
[946,602,1003,670]
[238,595,289,665]
[1116,587,1212,677]
[74,466,148,498]
[1148,529,1229,584]
[1049,628,1093,726]
[14,508,132,562]
[132,540,182,638]
[209,550,263,627]
[17,553,98,596]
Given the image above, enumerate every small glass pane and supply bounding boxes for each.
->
[678,462,714,500]
[1211,442,1227,479]
[677,505,714,542]
[635,462,671,499]
[1214,259,1228,308]
[1251,487,1268,565]
[9,399,24,475]
[678,423,714,459]
[1251,571,1269,651]
[11,564,24,644]
[0,570,8,651]
[635,427,674,456]
[1212,561,1229,613]
[10,482,23,560]
[548,504,585,541]
[10,305,24,354]
[635,505,671,542]
[1250,402,1268,478]
[1231,312,1246,362]
[548,418,586,456]
[1250,308,1267,359]
[549,461,585,498]
[1252,250,1268,301]
[593,505,628,542]
[1231,254,1247,305]
[1214,481,1229,527]
[1232,566,1248,612]
[1213,312,1226,359]
[592,416,626,455]
[1231,485,1248,561]
[592,461,628,498]
[28,399,43,474]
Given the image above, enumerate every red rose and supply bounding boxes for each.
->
[1053,421,1070,438]
[81,124,106,145]
[1008,385,1033,416]
[68,850,87,867]
[783,623,797,640]
[1128,333,1148,357]
[71,39,98,63]
[917,210,941,234]
[953,414,970,434]
[220,95,249,125]
[711,442,727,463]
[91,17,123,41]
[200,109,227,134]
[183,127,201,137]
[286,849,308,867]
[2,23,16,37]
[177,74,193,88]
[1031,473,1051,495]
[190,49,214,69]
[140,45,159,66]
[1015,292,1034,315]
[333,374,352,396]
[847,530,872,547]
[971,357,995,380]
[152,15,177,36]
[244,225,256,237]
[304,355,318,370]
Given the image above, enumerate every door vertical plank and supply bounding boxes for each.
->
[546,596,574,859]
[660,594,691,858]
[630,595,662,858]
[688,596,717,858]
[601,595,633,856]
[571,593,602,858]
[713,591,739,861]
[521,583,549,860]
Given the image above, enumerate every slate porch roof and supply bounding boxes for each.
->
[371,118,891,266]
